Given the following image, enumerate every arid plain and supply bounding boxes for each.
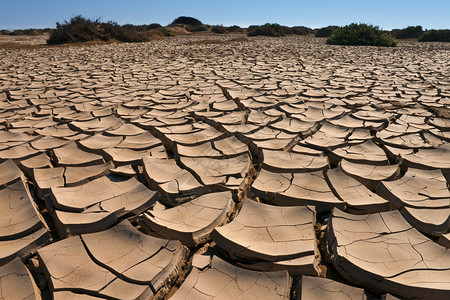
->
[0,34,449,299]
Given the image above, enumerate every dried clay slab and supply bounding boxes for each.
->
[339,158,399,190]
[379,168,449,209]
[81,220,189,292]
[261,149,329,173]
[330,140,389,166]
[327,168,391,214]
[53,141,105,167]
[142,191,234,247]
[211,199,318,275]
[0,160,51,264]
[37,235,154,300]
[179,153,250,186]
[142,156,206,202]
[296,275,367,300]
[327,208,450,299]
[49,176,158,236]
[252,168,345,212]
[170,256,291,300]
[0,257,41,300]
[401,143,450,171]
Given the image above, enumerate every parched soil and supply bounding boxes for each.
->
[0,34,449,300]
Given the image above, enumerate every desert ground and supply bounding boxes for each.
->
[0,34,449,299]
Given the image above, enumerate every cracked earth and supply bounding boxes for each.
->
[0,34,449,299]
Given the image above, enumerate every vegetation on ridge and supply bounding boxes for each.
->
[170,16,203,27]
[327,23,397,47]
[248,23,314,37]
[315,26,339,37]
[46,15,151,44]
[7,14,450,45]
[390,26,423,39]
[418,29,450,42]
[169,16,207,32]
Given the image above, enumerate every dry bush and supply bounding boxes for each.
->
[47,15,149,44]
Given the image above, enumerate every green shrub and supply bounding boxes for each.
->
[1,28,53,35]
[327,23,397,46]
[227,25,243,33]
[418,29,450,42]
[169,23,201,33]
[47,15,149,44]
[156,27,174,36]
[248,23,288,37]
[315,26,339,37]
[211,25,227,34]
[2,28,50,36]
[280,25,294,35]
[11,29,39,35]
[391,26,423,39]
[170,16,203,27]
[291,26,314,35]
[147,23,162,30]
[185,24,208,32]
[122,23,162,32]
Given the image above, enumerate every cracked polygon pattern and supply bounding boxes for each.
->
[29,136,71,151]
[170,256,291,300]
[329,114,385,132]
[18,153,53,178]
[69,116,122,133]
[340,159,400,190]
[164,126,225,147]
[37,235,154,300]
[327,208,450,299]
[103,144,167,166]
[212,199,318,275]
[142,156,206,203]
[301,123,354,150]
[0,257,41,300]
[379,168,449,209]
[33,167,65,198]
[327,168,391,213]
[64,161,113,186]
[52,291,103,299]
[180,154,250,186]
[81,220,189,292]
[401,143,450,171]
[33,161,113,197]
[52,141,105,167]
[331,140,389,165]
[0,143,40,161]
[0,180,46,239]
[1,34,450,299]
[0,159,23,186]
[0,160,51,264]
[296,276,366,300]
[252,168,345,211]
[78,134,123,151]
[261,149,329,173]
[49,176,158,236]
[142,191,234,246]
[269,117,318,136]
[175,136,248,158]
[116,132,163,150]
[399,206,450,236]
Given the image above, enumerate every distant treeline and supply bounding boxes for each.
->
[1,28,53,35]
[2,16,449,44]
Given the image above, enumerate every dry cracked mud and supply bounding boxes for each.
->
[0,34,449,299]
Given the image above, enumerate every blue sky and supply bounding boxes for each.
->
[1,0,449,30]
